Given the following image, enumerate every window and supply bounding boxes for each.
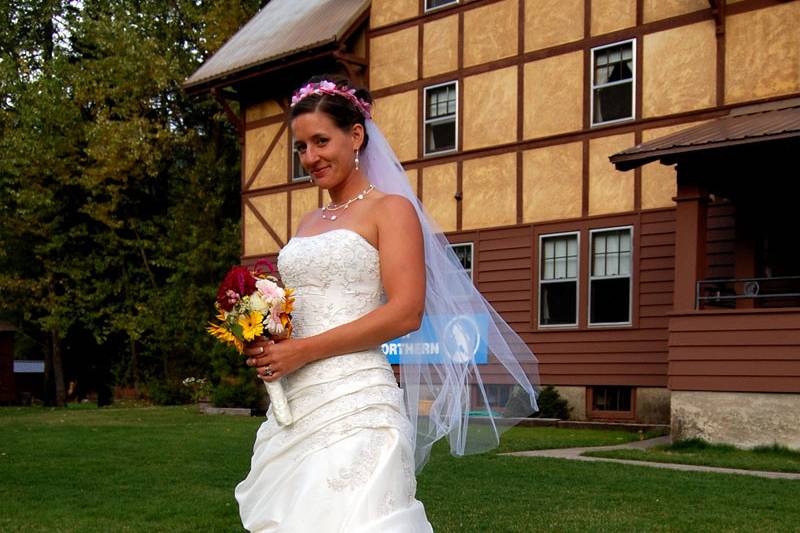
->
[589,227,632,325]
[539,233,579,327]
[424,81,457,155]
[591,39,635,126]
[425,0,458,12]
[448,242,473,281]
[591,386,633,413]
[291,136,310,182]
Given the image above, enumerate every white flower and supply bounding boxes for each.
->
[250,292,269,313]
[256,278,285,307]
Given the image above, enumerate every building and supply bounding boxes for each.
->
[185,0,800,448]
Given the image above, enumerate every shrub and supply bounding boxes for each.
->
[211,378,265,409]
[146,379,193,406]
[533,385,571,420]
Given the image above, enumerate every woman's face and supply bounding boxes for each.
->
[291,111,362,188]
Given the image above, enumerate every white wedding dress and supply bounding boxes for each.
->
[235,228,434,533]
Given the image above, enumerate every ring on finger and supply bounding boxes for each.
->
[262,365,273,377]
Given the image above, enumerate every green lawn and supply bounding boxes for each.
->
[583,438,800,474]
[1,406,798,532]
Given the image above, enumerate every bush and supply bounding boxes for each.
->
[211,378,265,409]
[533,385,571,420]
[146,379,193,406]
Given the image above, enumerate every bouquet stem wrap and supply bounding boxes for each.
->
[264,379,293,425]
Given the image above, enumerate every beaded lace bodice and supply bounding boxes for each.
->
[277,228,387,340]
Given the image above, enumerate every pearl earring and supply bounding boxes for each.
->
[354,148,360,171]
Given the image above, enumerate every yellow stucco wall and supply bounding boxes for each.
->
[725,2,800,104]
[640,121,708,210]
[370,26,419,90]
[642,0,707,23]
[462,153,517,230]
[591,0,636,36]
[290,187,318,236]
[244,124,288,190]
[370,0,418,29]
[524,0,584,52]
[589,133,635,215]
[372,90,418,162]
[423,15,458,78]
[524,51,583,139]
[643,21,717,118]
[245,100,283,123]
[523,142,583,223]
[421,163,457,232]
[463,67,517,151]
[463,0,518,68]
[245,193,287,256]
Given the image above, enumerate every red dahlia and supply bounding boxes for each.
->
[216,266,257,311]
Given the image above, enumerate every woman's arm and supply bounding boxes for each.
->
[245,195,425,381]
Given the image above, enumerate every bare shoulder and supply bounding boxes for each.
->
[295,208,320,234]
[376,194,419,227]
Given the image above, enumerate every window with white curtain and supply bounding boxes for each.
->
[291,135,310,182]
[591,39,635,126]
[539,232,579,327]
[589,227,632,324]
[424,81,458,155]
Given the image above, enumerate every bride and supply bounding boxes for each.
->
[236,76,539,532]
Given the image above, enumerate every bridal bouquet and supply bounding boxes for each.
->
[207,260,295,425]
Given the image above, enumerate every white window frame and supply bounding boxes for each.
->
[448,242,474,282]
[538,231,580,328]
[590,39,636,127]
[423,80,459,157]
[588,225,633,327]
[425,0,459,13]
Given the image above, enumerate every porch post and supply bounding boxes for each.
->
[673,167,708,312]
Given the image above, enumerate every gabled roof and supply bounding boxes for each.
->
[184,0,370,92]
[610,97,800,171]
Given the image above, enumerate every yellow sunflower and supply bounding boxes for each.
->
[238,311,264,342]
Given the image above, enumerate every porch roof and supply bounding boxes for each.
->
[183,0,369,92]
[610,97,800,171]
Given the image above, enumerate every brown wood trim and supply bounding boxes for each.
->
[715,5,725,107]
[417,18,424,81]
[245,113,286,131]
[634,130,642,211]
[244,121,288,191]
[581,139,589,217]
[636,0,643,26]
[244,197,285,249]
[515,150,522,225]
[211,88,244,143]
[456,160,463,231]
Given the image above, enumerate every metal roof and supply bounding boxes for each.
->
[610,97,800,171]
[184,0,370,91]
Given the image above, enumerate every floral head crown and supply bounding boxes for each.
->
[290,80,372,120]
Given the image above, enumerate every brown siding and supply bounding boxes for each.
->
[669,309,800,393]
[460,210,677,388]
[704,201,735,280]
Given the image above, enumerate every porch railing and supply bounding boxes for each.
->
[696,275,800,309]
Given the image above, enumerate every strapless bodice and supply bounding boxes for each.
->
[277,228,387,339]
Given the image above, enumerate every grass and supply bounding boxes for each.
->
[1,405,799,532]
[583,438,800,474]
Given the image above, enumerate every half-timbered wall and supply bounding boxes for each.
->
[236,0,800,421]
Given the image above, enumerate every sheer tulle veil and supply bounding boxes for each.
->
[361,120,540,472]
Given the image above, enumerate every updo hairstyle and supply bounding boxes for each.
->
[289,75,372,150]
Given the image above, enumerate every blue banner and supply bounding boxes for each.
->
[382,313,489,365]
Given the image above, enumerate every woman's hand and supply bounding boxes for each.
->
[243,336,307,382]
